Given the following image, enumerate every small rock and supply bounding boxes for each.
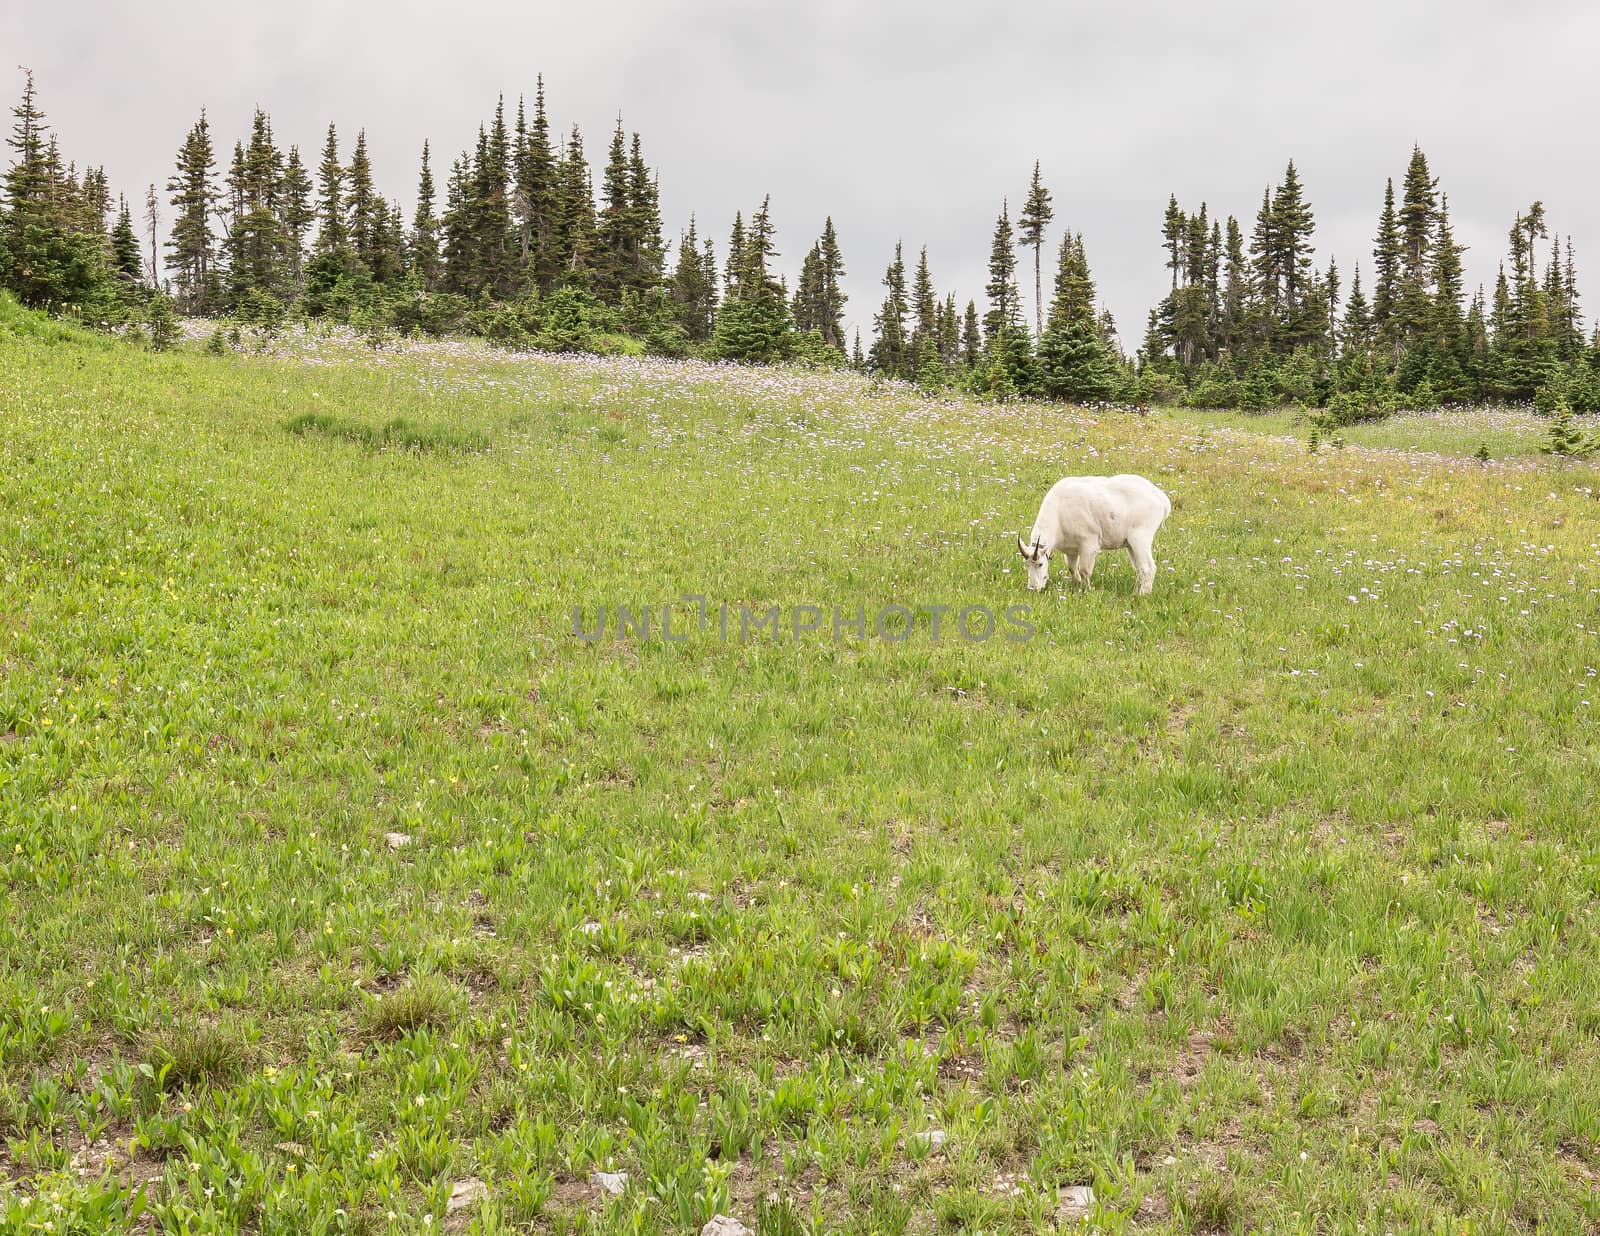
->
[701,1217,753,1236]
[580,920,602,935]
[1162,1154,1176,1166]
[1058,1185,1095,1222]
[385,832,412,850]
[909,1129,947,1152]
[446,1177,488,1212]
[274,1141,307,1157]
[590,1170,629,1196]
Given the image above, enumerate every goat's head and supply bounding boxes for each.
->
[1017,535,1049,591]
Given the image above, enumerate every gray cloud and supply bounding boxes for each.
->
[7,0,1596,349]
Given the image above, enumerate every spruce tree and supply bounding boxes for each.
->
[815,217,846,350]
[1018,161,1053,337]
[961,300,981,369]
[909,245,937,361]
[110,194,141,282]
[627,133,663,291]
[410,141,441,291]
[983,201,1022,341]
[593,118,632,300]
[669,216,715,341]
[1372,178,1401,357]
[279,145,314,293]
[227,108,286,301]
[520,78,559,292]
[167,109,220,313]
[1039,230,1117,403]
[346,128,382,276]
[315,124,346,256]
[553,125,595,286]
[869,241,909,377]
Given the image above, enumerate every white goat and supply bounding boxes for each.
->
[1018,474,1172,595]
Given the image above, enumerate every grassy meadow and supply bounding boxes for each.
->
[1,298,1598,1234]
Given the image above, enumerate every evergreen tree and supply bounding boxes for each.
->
[346,128,383,275]
[553,125,595,286]
[627,132,663,291]
[983,201,1022,341]
[1372,178,1401,356]
[1432,192,1465,361]
[869,241,909,377]
[593,118,632,300]
[409,141,441,290]
[1039,230,1117,403]
[1392,145,1438,354]
[279,145,314,293]
[314,124,346,256]
[519,78,560,291]
[110,194,141,282]
[814,216,846,350]
[226,108,286,301]
[961,300,981,368]
[167,109,220,312]
[1342,265,1372,355]
[1018,160,1053,337]
[669,216,715,341]
[910,245,938,360]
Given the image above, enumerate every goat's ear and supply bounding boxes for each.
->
[1017,536,1031,559]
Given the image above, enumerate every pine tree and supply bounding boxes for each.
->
[144,184,160,289]
[346,128,382,275]
[961,300,981,369]
[520,78,560,292]
[478,98,516,297]
[669,216,715,341]
[724,212,745,297]
[593,118,632,300]
[1372,178,1401,356]
[410,141,441,290]
[1039,230,1117,403]
[869,241,909,377]
[984,201,1021,341]
[279,145,313,293]
[315,124,346,256]
[910,245,938,359]
[110,194,141,282]
[167,109,220,313]
[1393,145,1438,353]
[1272,161,1315,321]
[227,108,285,300]
[627,133,663,291]
[1018,161,1053,338]
[553,125,594,286]
[1342,265,1371,355]
[814,217,846,351]
[1432,192,1465,360]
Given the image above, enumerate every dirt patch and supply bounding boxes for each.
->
[1171,1029,1213,1086]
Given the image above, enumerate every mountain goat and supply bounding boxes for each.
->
[1018,474,1172,595]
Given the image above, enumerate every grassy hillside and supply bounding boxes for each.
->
[2,304,1598,1234]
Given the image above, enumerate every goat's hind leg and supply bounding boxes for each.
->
[1128,532,1157,596]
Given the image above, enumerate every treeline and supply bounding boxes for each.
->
[1144,148,1600,414]
[4,68,1598,416]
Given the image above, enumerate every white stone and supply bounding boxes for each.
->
[909,1129,947,1152]
[590,1170,629,1196]
[446,1178,487,1212]
[701,1217,753,1236]
[1058,1185,1095,1222]
[385,832,412,850]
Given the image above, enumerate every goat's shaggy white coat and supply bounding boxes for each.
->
[1019,474,1172,594]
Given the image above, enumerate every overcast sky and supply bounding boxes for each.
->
[7,1,1597,348]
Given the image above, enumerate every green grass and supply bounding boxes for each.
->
[2,313,1598,1234]
[1162,402,1599,460]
